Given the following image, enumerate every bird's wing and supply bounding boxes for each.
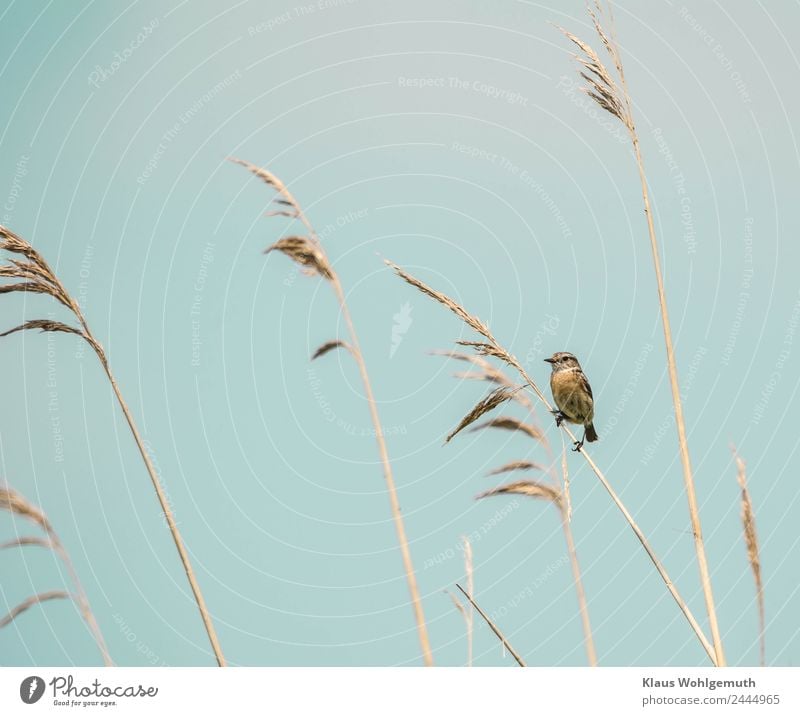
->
[580,371,594,401]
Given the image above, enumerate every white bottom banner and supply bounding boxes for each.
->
[0,667,796,715]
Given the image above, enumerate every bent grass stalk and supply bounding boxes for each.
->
[456,584,526,667]
[559,2,725,665]
[0,226,225,666]
[389,260,717,664]
[230,158,433,666]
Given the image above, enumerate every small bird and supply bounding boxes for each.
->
[544,351,598,451]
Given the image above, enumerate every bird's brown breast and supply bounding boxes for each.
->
[550,369,594,423]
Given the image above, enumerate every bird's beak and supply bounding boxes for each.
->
[543,357,555,364]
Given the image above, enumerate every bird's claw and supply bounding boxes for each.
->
[550,409,565,428]
[571,439,584,452]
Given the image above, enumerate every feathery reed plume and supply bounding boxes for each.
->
[432,349,532,405]
[231,158,432,666]
[311,340,351,360]
[733,449,765,666]
[486,461,544,476]
[478,480,561,505]
[446,386,519,443]
[0,225,225,666]
[559,2,725,666]
[1,536,52,550]
[264,236,332,279]
[470,416,543,442]
[0,485,112,664]
[390,260,716,664]
[456,340,517,369]
[0,590,70,628]
[455,583,526,667]
[389,264,493,340]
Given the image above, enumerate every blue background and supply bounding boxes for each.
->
[0,0,798,666]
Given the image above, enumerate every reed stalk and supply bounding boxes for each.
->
[559,1,725,665]
[0,225,225,666]
[557,445,596,666]
[231,159,433,666]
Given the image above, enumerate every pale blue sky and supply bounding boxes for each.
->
[0,0,798,666]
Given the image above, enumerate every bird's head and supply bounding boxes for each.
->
[544,352,581,371]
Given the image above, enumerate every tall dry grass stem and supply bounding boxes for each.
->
[446,536,474,666]
[560,2,725,665]
[462,537,474,666]
[231,158,432,666]
[0,226,225,666]
[732,449,764,666]
[389,260,717,664]
[558,443,595,663]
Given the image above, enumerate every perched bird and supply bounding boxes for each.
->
[544,351,598,451]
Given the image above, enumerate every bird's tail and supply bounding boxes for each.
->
[585,423,598,442]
